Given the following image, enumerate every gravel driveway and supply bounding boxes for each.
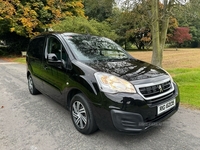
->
[0,60,200,150]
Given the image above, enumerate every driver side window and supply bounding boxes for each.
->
[47,37,67,61]
[48,37,61,59]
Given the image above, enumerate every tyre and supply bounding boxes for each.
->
[70,93,98,134]
[28,75,39,95]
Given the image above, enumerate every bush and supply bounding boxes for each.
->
[0,32,29,56]
[52,17,118,41]
[0,47,7,56]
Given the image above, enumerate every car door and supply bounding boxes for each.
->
[43,36,70,102]
[27,36,46,92]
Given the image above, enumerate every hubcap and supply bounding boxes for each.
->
[72,101,87,129]
[28,76,33,93]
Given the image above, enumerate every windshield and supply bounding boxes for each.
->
[63,34,131,61]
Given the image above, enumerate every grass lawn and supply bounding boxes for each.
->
[13,57,26,63]
[1,56,26,64]
[167,68,200,109]
[131,49,200,110]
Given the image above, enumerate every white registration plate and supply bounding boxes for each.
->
[157,99,176,115]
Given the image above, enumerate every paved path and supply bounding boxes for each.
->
[0,60,200,150]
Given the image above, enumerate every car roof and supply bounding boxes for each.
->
[46,32,91,36]
[31,32,96,40]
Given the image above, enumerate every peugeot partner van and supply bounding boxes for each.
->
[26,32,179,134]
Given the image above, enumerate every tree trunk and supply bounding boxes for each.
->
[151,0,174,67]
[151,0,162,67]
[159,0,171,67]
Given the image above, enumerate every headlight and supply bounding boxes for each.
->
[94,72,136,94]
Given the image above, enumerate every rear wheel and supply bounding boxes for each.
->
[70,93,98,134]
[28,75,39,95]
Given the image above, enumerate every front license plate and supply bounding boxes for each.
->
[157,99,176,115]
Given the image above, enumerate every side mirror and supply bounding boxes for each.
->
[47,53,63,68]
[47,53,58,61]
[47,53,72,70]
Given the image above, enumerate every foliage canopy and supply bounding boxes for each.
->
[83,0,114,21]
[0,0,85,37]
[170,27,192,46]
[1,0,200,56]
[52,17,118,40]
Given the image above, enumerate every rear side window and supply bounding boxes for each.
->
[28,37,45,60]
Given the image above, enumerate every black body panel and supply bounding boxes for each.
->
[26,32,180,134]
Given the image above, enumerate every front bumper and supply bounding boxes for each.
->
[111,102,179,133]
[93,82,180,133]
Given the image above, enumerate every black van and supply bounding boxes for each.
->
[26,32,179,134]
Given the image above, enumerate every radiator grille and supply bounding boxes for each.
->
[139,81,172,98]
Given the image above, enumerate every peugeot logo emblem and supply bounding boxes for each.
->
[158,85,163,93]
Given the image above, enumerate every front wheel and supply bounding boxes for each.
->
[70,93,98,134]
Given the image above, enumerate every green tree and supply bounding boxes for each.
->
[118,0,185,66]
[83,0,115,21]
[109,0,178,52]
[109,7,136,45]
[173,0,200,47]
[52,16,118,40]
[0,0,85,37]
[150,0,190,67]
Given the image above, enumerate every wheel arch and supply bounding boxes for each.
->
[66,89,82,110]
[27,71,31,79]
